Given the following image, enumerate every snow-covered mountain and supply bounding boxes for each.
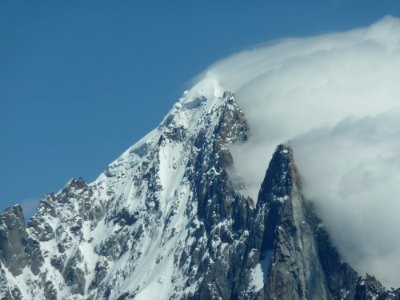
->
[0,85,399,299]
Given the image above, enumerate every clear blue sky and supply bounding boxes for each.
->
[1,0,399,217]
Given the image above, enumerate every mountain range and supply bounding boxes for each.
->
[1,89,399,299]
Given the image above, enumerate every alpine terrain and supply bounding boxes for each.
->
[1,84,399,299]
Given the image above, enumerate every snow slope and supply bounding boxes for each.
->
[0,83,251,299]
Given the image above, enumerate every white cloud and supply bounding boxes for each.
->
[190,16,400,287]
[291,113,400,287]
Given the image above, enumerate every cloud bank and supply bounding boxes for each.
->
[191,16,400,287]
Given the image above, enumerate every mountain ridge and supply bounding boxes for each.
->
[0,91,399,299]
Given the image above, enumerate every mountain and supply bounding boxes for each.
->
[0,89,399,299]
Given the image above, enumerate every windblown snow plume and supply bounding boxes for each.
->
[190,16,400,287]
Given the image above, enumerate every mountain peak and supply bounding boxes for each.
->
[257,144,296,205]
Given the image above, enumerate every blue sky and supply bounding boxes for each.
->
[1,0,399,217]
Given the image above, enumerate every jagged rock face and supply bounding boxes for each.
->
[0,91,253,299]
[0,91,399,300]
[247,146,359,300]
[245,146,400,300]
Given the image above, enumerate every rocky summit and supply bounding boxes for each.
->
[0,89,399,299]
